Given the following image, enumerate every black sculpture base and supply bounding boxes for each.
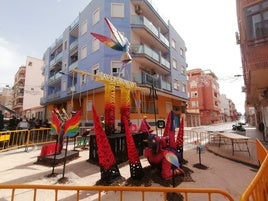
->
[36,150,79,167]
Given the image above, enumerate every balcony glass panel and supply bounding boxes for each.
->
[70,16,79,30]
[160,57,170,69]
[69,61,78,71]
[55,52,63,61]
[69,39,78,51]
[131,16,159,38]
[160,33,169,46]
[161,80,171,91]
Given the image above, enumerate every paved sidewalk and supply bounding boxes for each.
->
[0,125,266,201]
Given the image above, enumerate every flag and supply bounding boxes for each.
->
[51,111,60,135]
[90,32,124,51]
[64,110,81,137]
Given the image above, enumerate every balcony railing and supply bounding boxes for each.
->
[131,15,169,47]
[69,61,78,71]
[48,72,62,83]
[69,39,78,51]
[161,80,171,91]
[132,44,160,62]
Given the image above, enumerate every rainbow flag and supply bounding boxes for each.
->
[51,111,60,135]
[90,32,123,51]
[64,110,81,137]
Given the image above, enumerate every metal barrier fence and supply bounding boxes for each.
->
[239,140,268,201]
[0,129,267,200]
[0,128,54,152]
[0,184,234,201]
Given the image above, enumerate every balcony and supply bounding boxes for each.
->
[132,44,159,62]
[133,73,171,91]
[131,15,169,50]
[69,61,78,72]
[69,39,78,52]
[48,72,62,84]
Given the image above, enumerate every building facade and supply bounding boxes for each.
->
[23,56,44,120]
[12,66,26,117]
[236,0,268,135]
[187,69,220,125]
[41,0,188,129]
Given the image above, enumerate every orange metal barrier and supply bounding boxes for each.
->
[0,128,54,152]
[239,140,268,201]
[0,184,234,201]
[255,139,268,165]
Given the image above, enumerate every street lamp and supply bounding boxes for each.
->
[149,73,158,134]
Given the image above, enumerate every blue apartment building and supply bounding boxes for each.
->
[41,0,188,128]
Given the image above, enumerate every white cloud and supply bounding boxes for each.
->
[0,37,26,86]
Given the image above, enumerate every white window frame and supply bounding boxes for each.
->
[81,45,87,59]
[182,83,187,93]
[111,61,124,77]
[172,58,178,70]
[173,79,179,90]
[190,80,197,88]
[171,39,176,49]
[92,63,100,80]
[92,8,100,25]
[111,3,124,18]
[92,38,100,52]
[81,74,87,85]
[81,20,88,35]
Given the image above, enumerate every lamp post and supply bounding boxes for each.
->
[149,74,158,134]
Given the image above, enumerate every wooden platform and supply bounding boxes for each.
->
[36,150,79,167]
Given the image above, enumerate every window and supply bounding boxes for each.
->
[92,38,100,52]
[81,74,87,85]
[182,83,187,92]
[171,39,176,49]
[81,20,87,35]
[181,65,186,74]
[92,8,100,25]
[81,45,87,59]
[173,79,179,90]
[92,64,100,76]
[191,91,198,98]
[28,61,32,66]
[190,80,197,88]
[62,80,67,91]
[180,48,184,57]
[172,58,178,70]
[246,2,268,40]
[64,40,67,50]
[111,3,124,18]
[111,61,124,77]
[191,101,199,108]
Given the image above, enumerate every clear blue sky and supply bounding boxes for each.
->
[0,0,245,113]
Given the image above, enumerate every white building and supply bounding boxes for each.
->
[23,56,44,120]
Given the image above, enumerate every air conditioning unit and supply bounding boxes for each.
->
[135,5,142,15]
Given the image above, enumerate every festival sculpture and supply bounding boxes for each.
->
[91,17,132,74]
[143,111,185,180]
[71,18,185,184]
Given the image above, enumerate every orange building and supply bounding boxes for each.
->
[187,69,221,125]
[236,0,268,132]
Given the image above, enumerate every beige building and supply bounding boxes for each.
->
[12,57,44,120]
[23,56,44,120]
